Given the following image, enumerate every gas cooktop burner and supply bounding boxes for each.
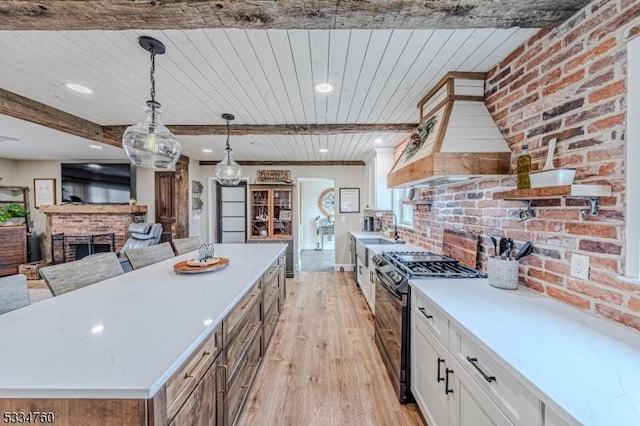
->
[381,250,487,279]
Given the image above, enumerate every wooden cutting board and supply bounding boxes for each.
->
[442,229,480,269]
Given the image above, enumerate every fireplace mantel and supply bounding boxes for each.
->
[41,205,147,215]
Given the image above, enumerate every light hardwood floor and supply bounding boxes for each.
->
[237,271,425,426]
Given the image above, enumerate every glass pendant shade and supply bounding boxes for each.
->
[215,148,242,186]
[123,101,181,169]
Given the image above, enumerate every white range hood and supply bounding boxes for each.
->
[388,72,512,188]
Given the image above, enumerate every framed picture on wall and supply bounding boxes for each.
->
[339,187,360,213]
[34,178,56,208]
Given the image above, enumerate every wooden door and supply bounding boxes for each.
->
[155,172,176,243]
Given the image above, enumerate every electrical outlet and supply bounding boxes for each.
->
[571,253,590,280]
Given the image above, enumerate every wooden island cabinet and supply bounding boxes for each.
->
[0,245,287,426]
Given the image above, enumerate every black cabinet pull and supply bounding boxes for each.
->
[445,368,454,394]
[466,356,496,383]
[418,307,433,319]
[437,357,445,382]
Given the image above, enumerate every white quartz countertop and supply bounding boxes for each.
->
[409,279,640,426]
[0,243,286,399]
[349,230,424,253]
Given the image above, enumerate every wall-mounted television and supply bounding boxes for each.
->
[61,163,135,204]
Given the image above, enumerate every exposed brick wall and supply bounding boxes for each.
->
[47,213,145,262]
[389,0,640,332]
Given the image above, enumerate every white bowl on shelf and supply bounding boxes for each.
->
[529,169,576,188]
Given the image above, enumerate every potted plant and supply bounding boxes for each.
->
[0,203,28,226]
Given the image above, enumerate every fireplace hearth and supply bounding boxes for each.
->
[51,233,115,264]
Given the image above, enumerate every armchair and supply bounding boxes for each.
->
[118,223,163,272]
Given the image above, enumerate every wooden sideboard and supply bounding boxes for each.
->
[0,225,27,276]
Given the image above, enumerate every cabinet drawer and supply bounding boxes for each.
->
[263,272,279,312]
[411,290,450,348]
[169,357,223,426]
[264,260,279,284]
[166,324,222,419]
[452,325,539,425]
[227,327,262,426]
[226,299,261,380]
[263,297,280,349]
[225,280,261,340]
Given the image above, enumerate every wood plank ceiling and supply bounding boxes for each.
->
[0,0,588,162]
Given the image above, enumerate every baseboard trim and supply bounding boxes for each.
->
[334,264,354,272]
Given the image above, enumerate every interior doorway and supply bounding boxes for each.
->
[298,178,335,272]
[155,171,176,243]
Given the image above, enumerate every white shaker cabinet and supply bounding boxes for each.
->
[411,305,511,426]
[363,148,393,211]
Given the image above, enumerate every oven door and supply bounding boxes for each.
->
[374,270,409,403]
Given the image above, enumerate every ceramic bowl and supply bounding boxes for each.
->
[529,169,576,188]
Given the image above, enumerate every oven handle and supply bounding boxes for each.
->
[375,269,402,300]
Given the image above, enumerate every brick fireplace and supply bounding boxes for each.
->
[41,205,147,263]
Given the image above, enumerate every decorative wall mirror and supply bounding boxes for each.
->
[318,188,335,217]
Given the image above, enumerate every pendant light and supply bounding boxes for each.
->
[122,36,181,170]
[215,113,243,186]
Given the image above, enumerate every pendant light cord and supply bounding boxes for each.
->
[149,49,157,128]
[225,118,232,163]
[149,50,156,103]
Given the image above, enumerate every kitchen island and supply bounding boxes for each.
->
[0,243,286,425]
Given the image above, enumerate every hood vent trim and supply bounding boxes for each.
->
[388,72,511,188]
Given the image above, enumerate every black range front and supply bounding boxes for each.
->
[372,251,486,404]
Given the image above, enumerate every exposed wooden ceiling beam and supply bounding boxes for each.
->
[200,160,365,166]
[0,1,590,30]
[0,88,119,147]
[0,88,414,151]
[103,123,416,139]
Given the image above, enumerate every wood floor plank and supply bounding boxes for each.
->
[238,272,425,426]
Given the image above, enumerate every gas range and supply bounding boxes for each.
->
[372,250,487,294]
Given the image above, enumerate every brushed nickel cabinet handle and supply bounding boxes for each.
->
[242,324,258,342]
[219,364,228,394]
[184,351,212,378]
[241,293,256,310]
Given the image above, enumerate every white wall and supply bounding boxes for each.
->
[188,157,204,238]
[199,164,364,269]
[300,179,333,250]
[0,158,17,184]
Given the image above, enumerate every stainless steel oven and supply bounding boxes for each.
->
[372,251,486,403]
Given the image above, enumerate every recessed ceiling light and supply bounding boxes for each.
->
[319,148,329,153]
[64,83,93,94]
[203,318,213,326]
[315,83,333,93]
[91,324,104,334]
[202,148,213,153]
[374,138,383,144]
[0,135,19,142]
[89,144,103,150]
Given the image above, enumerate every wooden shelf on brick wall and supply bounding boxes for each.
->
[493,185,611,200]
[493,184,611,217]
[402,199,432,210]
